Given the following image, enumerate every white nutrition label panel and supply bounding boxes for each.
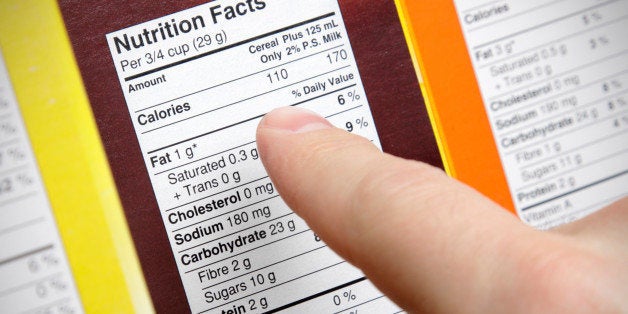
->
[106,1,400,313]
[0,51,83,312]
[453,0,628,229]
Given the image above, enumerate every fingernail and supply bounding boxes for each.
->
[261,107,333,133]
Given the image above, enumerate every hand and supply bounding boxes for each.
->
[256,106,628,313]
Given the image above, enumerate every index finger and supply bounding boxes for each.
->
[256,107,555,311]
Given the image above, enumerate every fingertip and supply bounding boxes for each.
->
[256,106,343,218]
[258,106,333,133]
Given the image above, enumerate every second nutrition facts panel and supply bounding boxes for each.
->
[454,0,628,229]
[107,0,399,313]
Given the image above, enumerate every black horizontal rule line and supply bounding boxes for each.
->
[0,244,54,266]
[325,104,363,119]
[333,295,386,314]
[521,169,628,211]
[135,43,345,113]
[149,114,264,155]
[154,140,256,176]
[124,12,336,82]
[146,83,357,154]
[140,65,352,135]
[262,277,367,314]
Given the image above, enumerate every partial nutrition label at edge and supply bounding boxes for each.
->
[107,1,400,313]
[0,51,82,312]
[454,0,628,229]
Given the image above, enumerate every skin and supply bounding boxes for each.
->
[255,106,628,313]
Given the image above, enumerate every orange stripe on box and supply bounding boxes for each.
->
[397,0,515,212]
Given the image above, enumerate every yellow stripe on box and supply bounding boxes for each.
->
[0,0,153,312]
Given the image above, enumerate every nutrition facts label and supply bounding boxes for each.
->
[0,52,82,312]
[454,0,628,229]
[106,1,399,312]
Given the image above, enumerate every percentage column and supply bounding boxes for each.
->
[287,45,302,55]
[0,145,28,169]
[0,119,17,137]
[612,114,628,129]
[337,89,361,105]
[0,49,83,313]
[589,36,610,50]
[602,79,623,93]
[28,253,61,274]
[0,97,9,113]
[35,275,69,299]
[582,11,603,26]
[332,289,358,307]
[7,147,26,162]
[0,170,35,199]
[607,96,627,112]
[16,172,34,187]
[345,117,369,133]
